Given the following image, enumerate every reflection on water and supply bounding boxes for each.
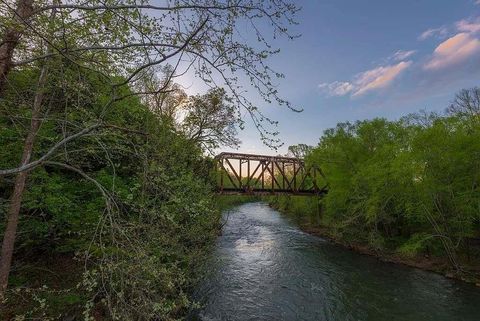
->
[191,202,480,321]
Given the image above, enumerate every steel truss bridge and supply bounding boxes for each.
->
[214,152,328,196]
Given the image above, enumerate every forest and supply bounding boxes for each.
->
[0,0,298,319]
[271,88,480,281]
[0,66,229,319]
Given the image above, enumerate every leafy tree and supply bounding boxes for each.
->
[0,65,222,319]
[135,66,188,123]
[275,89,480,274]
[287,144,313,159]
[182,88,240,153]
[0,0,300,302]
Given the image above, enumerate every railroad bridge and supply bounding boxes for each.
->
[214,152,328,196]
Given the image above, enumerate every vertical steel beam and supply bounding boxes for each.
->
[220,159,224,192]
[300,164,304,190]
[239,159,242,189]
[293,162,297,191]
[247,159,250,189]
[271,161,274,191]
[261,161,265,189]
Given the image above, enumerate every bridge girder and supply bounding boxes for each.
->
[214,152,328,196]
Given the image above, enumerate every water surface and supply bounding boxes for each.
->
[193,202,480,321]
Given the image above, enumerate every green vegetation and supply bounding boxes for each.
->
[3,1,480,318]
[216,195,261,211]
[0,67,221,319]
[272,88,480,278]
[0,1,298,319]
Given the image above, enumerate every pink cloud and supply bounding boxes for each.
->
[319,61,412,97]
[353,61,412,96]
[424,32,480,70]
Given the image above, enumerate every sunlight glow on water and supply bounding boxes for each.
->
[191,202,480,321]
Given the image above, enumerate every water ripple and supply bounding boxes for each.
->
[191,202,480,321]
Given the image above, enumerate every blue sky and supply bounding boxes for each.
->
[184,1,480,155]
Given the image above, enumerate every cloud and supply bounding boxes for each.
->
[318,81,354,96]
[321,14,480,99]
[418,27,448,40]
[319,61,412,97]
[391,50,416,61]
[456,18,480,33]
[476,0,480,5]
[352,61,412,96]
[424,32,480,70]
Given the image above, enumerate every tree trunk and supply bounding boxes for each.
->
[0,58,48,301]
[0,0,34,95]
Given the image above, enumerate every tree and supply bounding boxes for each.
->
[446,87,480,126]
[0,67,222,318]
[0,0,34,93]
[279,90,480,273]
[135,66,188,124]
[182,88,240,152]
[287,143,313,159]
[0,0,300,301]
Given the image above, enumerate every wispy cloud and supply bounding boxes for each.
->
[319,61,412,97]
[318,81,354,96]
[456,17,480,33]
[391,50,416,61]
[418,26,448,40]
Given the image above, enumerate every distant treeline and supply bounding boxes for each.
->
[272,88,480,275]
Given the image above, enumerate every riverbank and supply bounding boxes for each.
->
[268,202,480,286]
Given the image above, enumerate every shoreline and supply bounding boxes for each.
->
[270,204,480,287]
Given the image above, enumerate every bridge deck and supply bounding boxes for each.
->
[217,188,328,196]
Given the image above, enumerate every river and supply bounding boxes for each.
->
[191,202,480,321]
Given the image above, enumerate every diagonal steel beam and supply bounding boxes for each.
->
[225,158,242,188]
[264,162,283,190]
[252,161,270,188]
[248,161,262,184]
[219,159,239,189]
[274,161,293,190]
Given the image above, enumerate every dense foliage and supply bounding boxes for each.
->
[0,0,300,318]
[273,90,480,273]
[0,67,220,320]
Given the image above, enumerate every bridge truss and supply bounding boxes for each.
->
[214,152,328,196]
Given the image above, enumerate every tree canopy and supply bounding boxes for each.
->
[0,0,300,318]
[273,88,480,276]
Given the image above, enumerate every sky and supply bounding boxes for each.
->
[182,0,480,156]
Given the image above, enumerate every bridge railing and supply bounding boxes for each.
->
[214,152,328,196]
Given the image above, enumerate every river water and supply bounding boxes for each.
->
[191,202,480,321]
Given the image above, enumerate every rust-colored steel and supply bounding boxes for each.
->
[214,152,328,196]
